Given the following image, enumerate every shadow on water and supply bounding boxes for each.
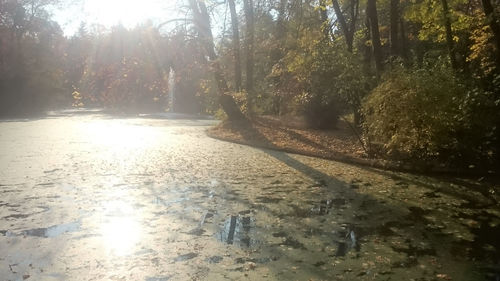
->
[222,121,500,279]
[361,166,499,207]
[451,216,500,264]
[5,221,82,238]
[285,198,347,218]
[174,252,198,262]
[145,276,172,281]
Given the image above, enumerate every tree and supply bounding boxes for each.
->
[440,0,457,69]
[390,0,400,57]
[331,0,359,52]
[188,0,245,120]
[228,0,242,91]
[366,0,384,75]
[481,0,500,67]
[0,0,66,116]
[243,0,255,108]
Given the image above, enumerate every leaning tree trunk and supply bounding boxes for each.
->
[332,0,354,52]
[366,0,384,76]
[188,0,245,120]
[440,0,458,70]
[228,0,242,91]
[243,0,255,110]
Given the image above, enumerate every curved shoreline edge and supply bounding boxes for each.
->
[206,123,496,178]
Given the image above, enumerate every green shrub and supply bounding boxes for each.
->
[363,66,500,168]
[282,37,369,129]
[455,74,500,165]
[362,67,465,161]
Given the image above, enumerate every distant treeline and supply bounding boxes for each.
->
[0,0,218,116]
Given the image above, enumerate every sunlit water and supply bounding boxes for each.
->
[0,111,498,280]
[99,192,142,256]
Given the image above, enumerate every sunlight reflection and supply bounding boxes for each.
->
[100,199,141,256]
[84,121,158,148]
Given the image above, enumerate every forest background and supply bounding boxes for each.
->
[0,0,499,170]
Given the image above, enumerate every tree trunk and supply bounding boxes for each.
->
[481,0,500,67]
[362,16,372,74]
[332,0,354,52]
[400,16,409,64]
[188,0,245,120]
[349,0,359,45]
[271,0,287,115]
[277,0,287,37]
[390,0,400,57]
[243,0,255,109]
[440,0,458,70]
[228,0,242,91]
[366,0,384,75]
[416,39,425,68]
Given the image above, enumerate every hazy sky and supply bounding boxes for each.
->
[52,0,185,36]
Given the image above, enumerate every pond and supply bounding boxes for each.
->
[0,112,498,280]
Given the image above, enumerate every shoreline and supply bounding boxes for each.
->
[206,117,497,178]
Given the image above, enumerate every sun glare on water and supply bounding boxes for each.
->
[84,120,159,149]
[100,198,142,256]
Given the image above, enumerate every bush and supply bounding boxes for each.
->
[455,74,500,166]
[283,38,369,129]
[362,67,465,161]
[362,66,500,168]
[296,92,341,129]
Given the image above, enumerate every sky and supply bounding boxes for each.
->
[51,0,185,36]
